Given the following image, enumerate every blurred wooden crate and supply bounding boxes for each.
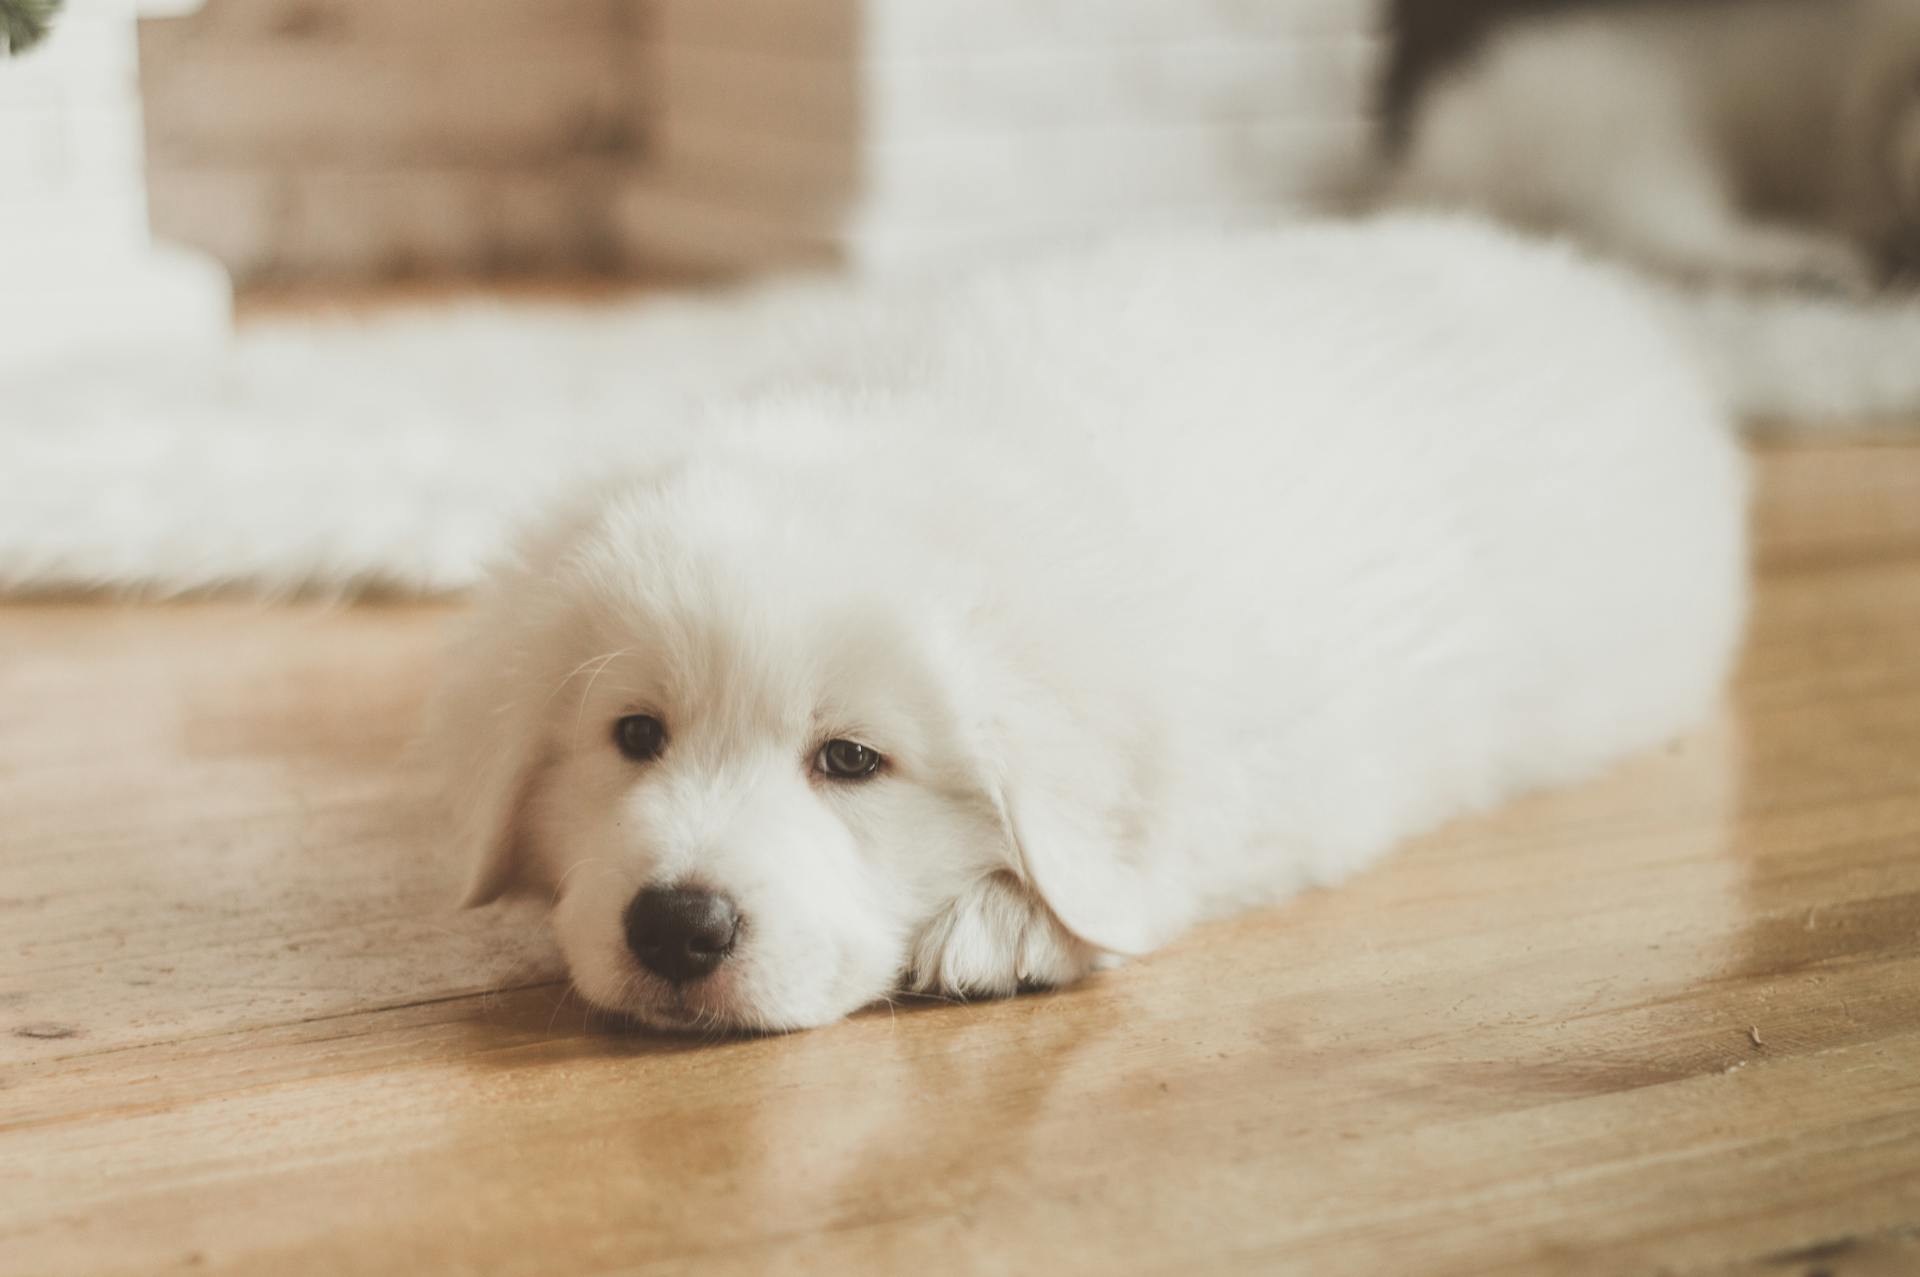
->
[136,0,644,282]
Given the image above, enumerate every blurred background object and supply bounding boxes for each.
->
[28,2,1894,303]
[1381,0,1594,149]
[0,0,1653,295]
[1386,0,1920,292]
[616,0,1383,273]
[137,0,644,282]
[2,0,63,53]
[22,0,1904,364]
[130,0,1388,284]
[0,0,230,376]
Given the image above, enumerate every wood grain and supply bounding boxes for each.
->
[3,442,1919,1277]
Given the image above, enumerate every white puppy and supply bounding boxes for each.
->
[431,215,1912,1034]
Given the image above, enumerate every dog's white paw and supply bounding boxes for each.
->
[906,871,1098,999]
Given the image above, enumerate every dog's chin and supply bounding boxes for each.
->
[579,971,765,1036]
[575,961,861,1037]
[620,994,758,1036]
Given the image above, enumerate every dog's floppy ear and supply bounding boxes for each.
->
[424,503,603,908]
[427,616,555,907]
[981,690,1202,958]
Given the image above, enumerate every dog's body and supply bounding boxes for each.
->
[1391,0,1920,290]
[430,216,1782,1032]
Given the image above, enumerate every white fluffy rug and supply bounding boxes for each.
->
[1,281,850,596]
[8,244,1920,598]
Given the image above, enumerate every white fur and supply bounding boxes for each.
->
[429,215,1753,1032]
[1391,0,1920,292]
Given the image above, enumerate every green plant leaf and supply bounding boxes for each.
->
[2,0,63,56]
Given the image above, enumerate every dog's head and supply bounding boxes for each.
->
[428,447,1197,1032]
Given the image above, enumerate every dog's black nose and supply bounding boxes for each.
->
[623,886,740,984]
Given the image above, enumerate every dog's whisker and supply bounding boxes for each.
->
[567,647,640,741]
[543,981,578,1036]
[549,855,602,905]
[544,647,642,710]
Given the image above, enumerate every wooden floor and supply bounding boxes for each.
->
[3,442,1919,1277]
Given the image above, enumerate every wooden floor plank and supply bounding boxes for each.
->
[3,442,1918,1276]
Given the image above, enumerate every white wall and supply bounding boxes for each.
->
[0,0,228,375]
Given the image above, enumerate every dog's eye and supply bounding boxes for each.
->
[815,739,883,780]
[612,714,668,763]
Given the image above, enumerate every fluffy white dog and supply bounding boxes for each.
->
[429,215,1915,1033]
